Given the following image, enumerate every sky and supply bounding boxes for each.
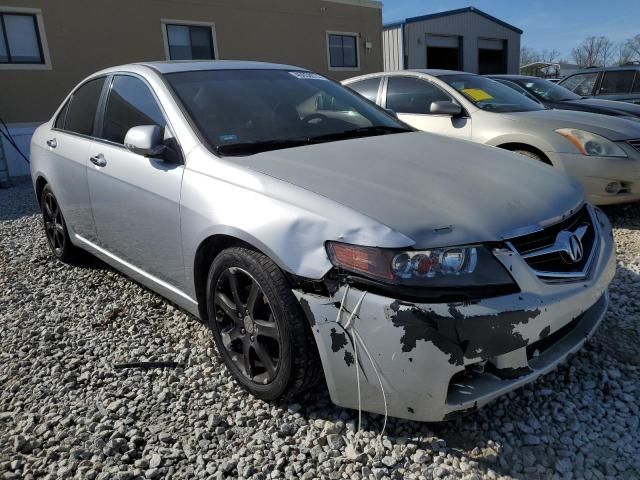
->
[382,0,640,60]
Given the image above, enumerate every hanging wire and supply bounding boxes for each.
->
[335,286,388,441]
[0,118,30,165]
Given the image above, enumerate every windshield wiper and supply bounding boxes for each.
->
[306,125,413,143]
[217,139,311,156]
[216,126,412,156]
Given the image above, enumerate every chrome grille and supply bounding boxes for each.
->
[508,205,597,280]
[628,139,640,153]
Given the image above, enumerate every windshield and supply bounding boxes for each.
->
[515,77,581,102]
[165,69,409,155]
[495,80,543,104]
[440,74,544,113]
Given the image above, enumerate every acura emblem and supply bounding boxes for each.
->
[522,223,589,265]
[566,233,584,263]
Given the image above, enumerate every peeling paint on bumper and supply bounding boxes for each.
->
[294,213,616,422]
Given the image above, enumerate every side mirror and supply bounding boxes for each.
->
[385,108,398,118]
[124,125,166,158]
[430,101,462,116]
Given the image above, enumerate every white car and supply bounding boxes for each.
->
[344,70,640,205]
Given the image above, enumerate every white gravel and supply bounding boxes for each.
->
[0,180,638,480]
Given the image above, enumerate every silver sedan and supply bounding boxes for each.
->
[344,70,640,205]
[30,61,615,422]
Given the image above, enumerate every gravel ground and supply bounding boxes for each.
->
[0,180,638,480]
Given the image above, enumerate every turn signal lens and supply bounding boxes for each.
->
[326,242,394,280]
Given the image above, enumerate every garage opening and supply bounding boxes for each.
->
[427,47,460,70]
[426,35,461,70]
[478,38,507,74]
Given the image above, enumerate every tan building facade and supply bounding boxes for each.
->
[0,0,383,125]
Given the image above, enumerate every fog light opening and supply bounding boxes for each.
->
[605,181,622,195]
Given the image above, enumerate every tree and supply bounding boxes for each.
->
[616,42,635,66]
[520,46,539,66]
[571,36,615,67]
[538,49,561,64]
[620,34,640,64]
[520,47,560,67]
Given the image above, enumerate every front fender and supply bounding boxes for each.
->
[485,133,557,157]
[180,149,413,299]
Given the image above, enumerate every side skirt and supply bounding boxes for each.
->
[74,234,201,318]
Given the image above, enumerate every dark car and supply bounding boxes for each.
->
[557,66,640,105]
[489,74,640,119]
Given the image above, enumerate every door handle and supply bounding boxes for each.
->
[89,153,107,167]
[46,138,57,148]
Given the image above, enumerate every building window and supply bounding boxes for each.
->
[164,22,215,60]
[0,13,44,64]
[327,32,359,70]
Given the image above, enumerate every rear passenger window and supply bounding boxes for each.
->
[560,72,598,96]
[599,71,635,94]
[101,75,166,144]
[386,76,450,114]
[64,78,106,136]
[348,78,381,103]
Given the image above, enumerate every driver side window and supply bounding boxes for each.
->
[101,75,167,145]
[386,76,451,114]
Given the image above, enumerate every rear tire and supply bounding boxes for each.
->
[40,185,81,263]
[205,247,322,401]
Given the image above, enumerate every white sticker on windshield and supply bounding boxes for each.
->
[289,71,329,81]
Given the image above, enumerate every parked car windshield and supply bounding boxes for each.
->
[515,77,581,102]
[165,69,410,155]
[440,74,544,113]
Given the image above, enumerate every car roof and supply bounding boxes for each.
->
[98,60,308,75]
[569,65,640,75]
[408,69,471,77]
[344,69,471,83]
[486,74,537,80]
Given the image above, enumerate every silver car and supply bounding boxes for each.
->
[31,61,615,422]
[344,70,640,205]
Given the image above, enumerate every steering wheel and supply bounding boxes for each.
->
[302,113,329,125]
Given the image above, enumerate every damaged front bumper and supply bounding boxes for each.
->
[294,211,616,422]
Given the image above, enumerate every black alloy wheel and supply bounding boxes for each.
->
[214,266,281,384]
[40,184,79,262]
[42,191,65,255]
[205,247,323,400]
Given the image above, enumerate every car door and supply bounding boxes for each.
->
[596,70,640,104]
[87,73,186,288]
[383,75,471,139]
[46,77,107,242]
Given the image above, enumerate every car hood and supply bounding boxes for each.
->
[565,98,640,118]
[504,109,640,140]
[233,132,583,248]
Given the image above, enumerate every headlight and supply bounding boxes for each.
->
[556,128,627,157]
[325,242,514,288]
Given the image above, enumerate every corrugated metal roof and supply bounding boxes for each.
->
[384,7,523,34]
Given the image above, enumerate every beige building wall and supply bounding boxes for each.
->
[0,0,383,123]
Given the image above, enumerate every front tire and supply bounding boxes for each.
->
[205,247,322,401]
[40,185,81,263]
[511,149,551,164]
